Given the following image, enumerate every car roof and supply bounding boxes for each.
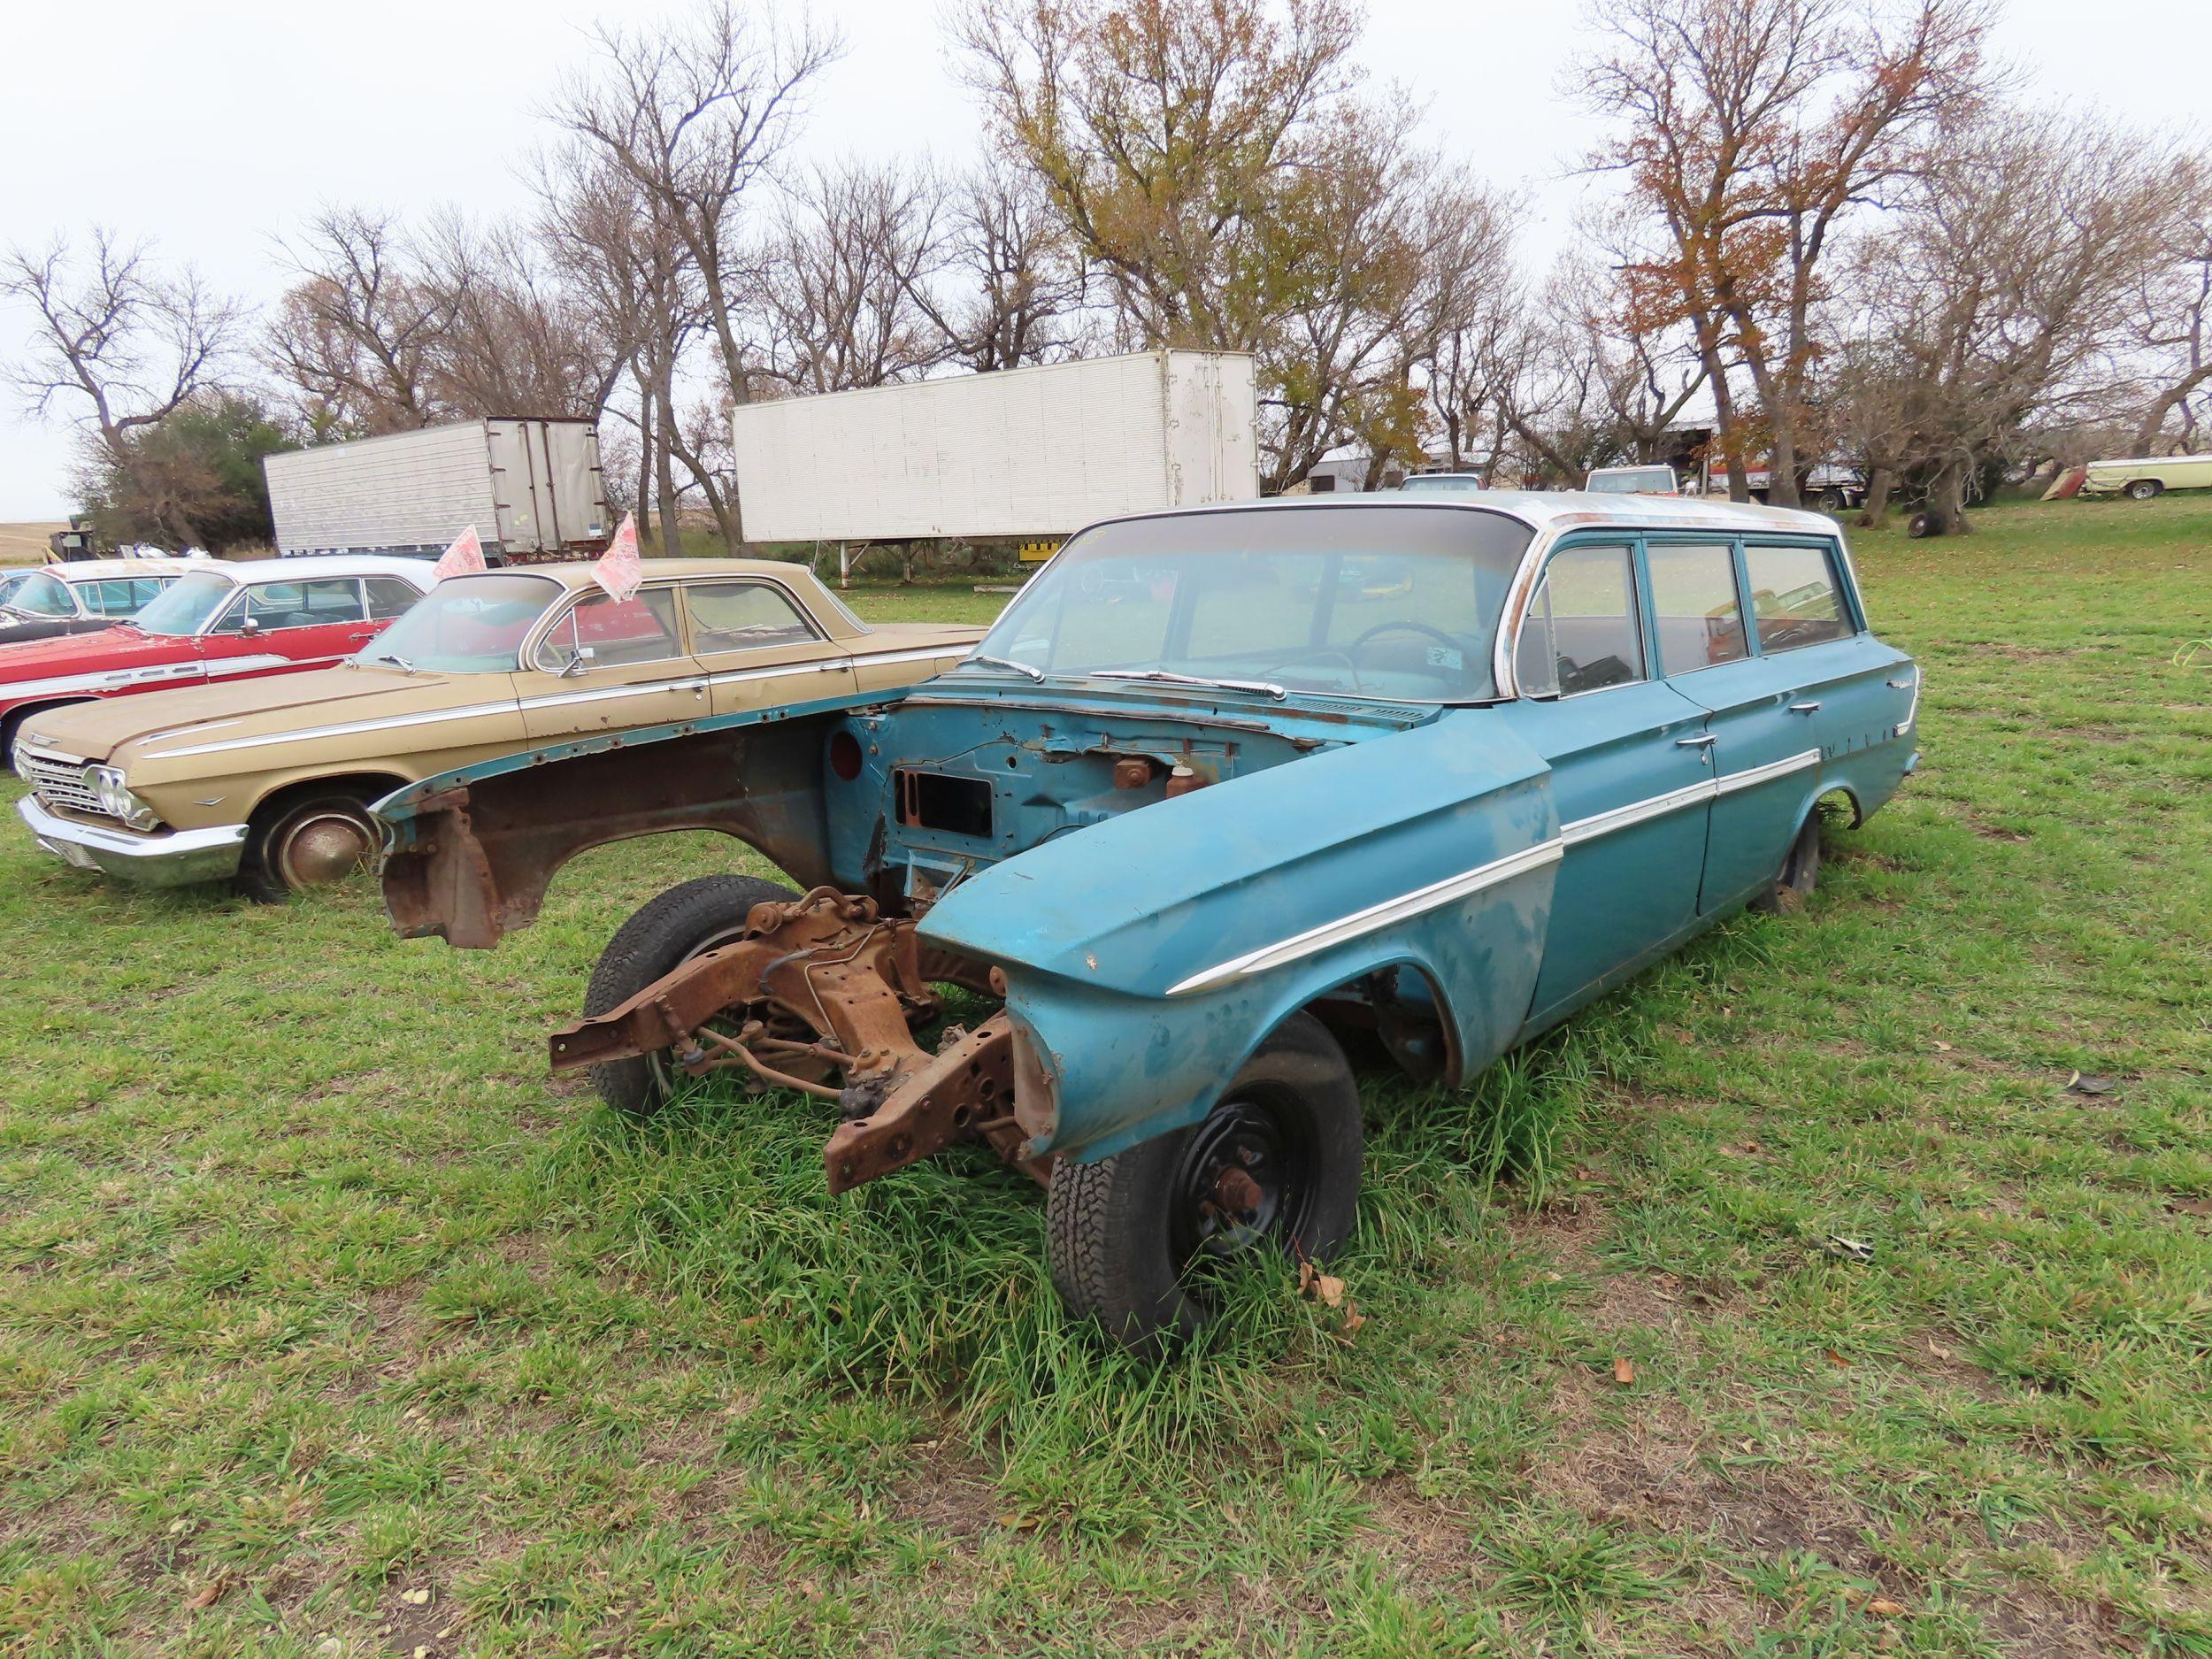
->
[44,558,202,580]
[194,555,444,583]
[456,557,825,589]
[1101,489,1839,537]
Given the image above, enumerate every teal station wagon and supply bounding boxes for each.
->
[374,494,1921,1352]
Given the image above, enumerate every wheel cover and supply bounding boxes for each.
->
[274,809,375,887]
[1167,1095,1317,1270]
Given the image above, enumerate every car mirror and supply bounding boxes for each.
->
[239,615,261,636]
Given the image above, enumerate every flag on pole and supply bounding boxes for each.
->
[430,524,488,581]
[594,511,643,603]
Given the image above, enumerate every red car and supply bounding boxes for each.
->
[0,556,434,754]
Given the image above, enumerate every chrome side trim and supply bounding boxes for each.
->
[149,696,522,759]
[1712,748,1823,796]
[1559,777,1717,845]
[204,653,304,678]
[1167,839,1564,996]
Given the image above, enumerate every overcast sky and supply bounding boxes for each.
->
[3,0,2205,522]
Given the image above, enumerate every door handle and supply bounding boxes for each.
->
[1675,734,1717,748]
[1788,701,1822,713]
[1887,677,1914,688]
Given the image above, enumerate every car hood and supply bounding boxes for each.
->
[22,664,506,765]
[0,624,194,685]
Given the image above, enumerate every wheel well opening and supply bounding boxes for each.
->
[1,698,97,756]
[1301,960,1463,1086]
[1814,784,1863,831]
[248,772,413,832]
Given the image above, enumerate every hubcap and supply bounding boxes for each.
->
[277,810,374,887]
[1170,1097,1311,1265]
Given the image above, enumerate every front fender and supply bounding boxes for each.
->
[924,710,1559,1161]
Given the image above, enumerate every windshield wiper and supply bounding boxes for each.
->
[1094,668,1288,701]
[964,651,1044,681]
[366,653,417,674]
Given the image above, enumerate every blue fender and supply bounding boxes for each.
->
[918,710,1559,1162]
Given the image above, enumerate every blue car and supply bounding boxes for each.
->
[376,494,1921,1353]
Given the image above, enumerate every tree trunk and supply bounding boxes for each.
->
[1767,426,1802,510]
[1928,457,1973,537]
[1855,467,1893,529]
[633,381,655,537]
[1698,328,1751,502]
[653,366,683,557]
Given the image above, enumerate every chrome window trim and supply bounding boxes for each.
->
[1506,537,1648,703]
[524,580,690,675]
[681,575,830,654]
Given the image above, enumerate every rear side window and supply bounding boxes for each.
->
[1743,543,1851,651]
[365,577,422,620]
[1516,543,1643,696]
[686,580,818,653]
[1647,542,1749,672]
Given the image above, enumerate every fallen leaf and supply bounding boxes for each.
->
[1826,1348,1850,1369]
[1819,1235,1876,1263]
[1868,1598,1909,1617]
[1341,1305,1366,1337]
[1931,1041,1953,1052]
[399,1588,432,1607]
[1295,1260,1346,1308]
[1927,1339,1955,1361]
[166,1517,191,1536]
[2166,1196,2212,1218]
[1741,1139,1762,1154]
[183,1579,228,1610]
[415,1648,433,1659]
[2062,1071,2117,1096]
[1613,1356,1635,1386]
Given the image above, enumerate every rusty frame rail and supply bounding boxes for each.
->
[549,887,1048,1193]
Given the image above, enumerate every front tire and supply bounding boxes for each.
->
[582,874,800,1117]
[1047,1011,1363,1356]
[2125,479,2163,501]
[236,792,381,902]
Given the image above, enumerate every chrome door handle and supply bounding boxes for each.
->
[1887,677,1914,688]
[1676,734,1717,748]
[1788,701,1822,713]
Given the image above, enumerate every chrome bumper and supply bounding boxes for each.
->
[16,794,248,887]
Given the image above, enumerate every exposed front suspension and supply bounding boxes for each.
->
[548,887,1048,1192]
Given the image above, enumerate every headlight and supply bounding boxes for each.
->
[83,764,162,833]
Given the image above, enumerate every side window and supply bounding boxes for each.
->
[214,579,367,633]
[88,580,131,616]
[11,572,75,617]
[1647,541,1749,672]
[685,580,819,654]
[365,577,422,620]
[534,588,684,672]
[1515,543,1643,697]
[1743,542,1851,652]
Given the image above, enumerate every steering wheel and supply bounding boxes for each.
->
[1257,647,1364,692]
[1348,619,1463,656]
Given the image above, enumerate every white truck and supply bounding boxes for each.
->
[264,418,612,563]
[730,349,1259,567]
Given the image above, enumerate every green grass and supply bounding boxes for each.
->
[3,496,2208,1655]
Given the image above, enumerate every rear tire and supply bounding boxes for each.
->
[235,792,381,902]
[1047,1011,1363,1357]
[2125,479,2163,501]
[1750,815,1822,915]
[582,874,800,1117]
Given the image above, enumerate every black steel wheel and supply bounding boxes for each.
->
[1046,1011,1363,1356]
[2125,479,2163,501]
[237,792,381,902]
[1907,511,1937,539]
[1750,814,1823,915]
[582,874,800,1117]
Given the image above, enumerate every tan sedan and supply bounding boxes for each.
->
[13,559,982,898]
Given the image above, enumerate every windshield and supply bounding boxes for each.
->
[1587,468,1676,494]
[2,572,73,617]
[357,573,560,672]
[966,504,1533,703]
[129,571,239,636]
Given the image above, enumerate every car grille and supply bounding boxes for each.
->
[15,747,111,820]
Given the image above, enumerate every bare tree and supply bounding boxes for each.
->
[3,228,245,545]
[265,206,464,434]
[1576,0,1993,505]
[2127,154,2212,453]
[548,0,841,541]
[922,159,1092,371]
[419,213,624,422]
[1840,108,2174,534]
[749,158,951,393]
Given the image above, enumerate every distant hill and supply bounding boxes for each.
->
[0,524,67,567]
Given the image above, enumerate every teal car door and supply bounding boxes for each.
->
[1645,538,1819,912]
[1499,538,1716,1026]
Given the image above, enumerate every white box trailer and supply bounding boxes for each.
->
[730,349,1259,549]
[265,418,612,561]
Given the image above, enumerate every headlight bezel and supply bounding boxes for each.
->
[82,764,163,833]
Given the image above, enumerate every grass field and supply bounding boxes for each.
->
[0,524,68,568]
[2,496,2207,1657]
